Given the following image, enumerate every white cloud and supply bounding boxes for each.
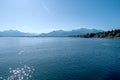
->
[41,2,51,15]
[48,28,59,31]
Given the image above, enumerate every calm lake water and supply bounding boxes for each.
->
[0,37,120,80]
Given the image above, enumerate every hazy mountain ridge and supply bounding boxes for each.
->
[0,30,36,36]
[39,28,104,37]
[0,28,103,37]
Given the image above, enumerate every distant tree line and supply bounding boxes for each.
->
[71,29,120,38]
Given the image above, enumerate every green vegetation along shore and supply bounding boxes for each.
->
[71,29,120,38]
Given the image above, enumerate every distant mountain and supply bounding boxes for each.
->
[73,29,120,38]
[0,28,104,37]
[39,28,104,37]
[0,30,36,37]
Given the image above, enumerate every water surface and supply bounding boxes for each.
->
[0,37,120,80]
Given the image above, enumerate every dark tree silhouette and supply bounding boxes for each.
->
[71,29,120,38]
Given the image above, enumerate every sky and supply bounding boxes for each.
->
[0,0,120,33]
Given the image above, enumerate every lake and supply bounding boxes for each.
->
[0,37,120,80]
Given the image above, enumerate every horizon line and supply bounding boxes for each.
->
[0,28,119,34]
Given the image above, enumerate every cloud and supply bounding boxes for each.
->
[48,28,59,31]
[21,26,29,29]
[41,2,51,15]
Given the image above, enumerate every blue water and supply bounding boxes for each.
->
[0,37,120,80]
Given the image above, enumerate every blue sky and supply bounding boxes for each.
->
[0,0,120,33]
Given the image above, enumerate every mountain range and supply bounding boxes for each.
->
[0,28,103,37]
[0,30,36,37]
[39,28,103,37]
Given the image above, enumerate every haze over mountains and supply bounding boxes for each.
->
[39,28,103,37]
[0,30,36,37]
[0,28,103,37]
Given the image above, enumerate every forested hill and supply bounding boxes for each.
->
[71,29,120,38]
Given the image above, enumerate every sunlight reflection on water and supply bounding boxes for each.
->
[0,65,34,80]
